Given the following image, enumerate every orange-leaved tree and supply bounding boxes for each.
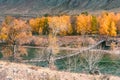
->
[115,13,120,34]
[59,15,73,35]
[76,14,92,35]
[109,21,117,36]
[0,16,32,61]
[48,15,72,36]
[98,13,109,36]
[98,12,117,37]
[90,16,99,34]
[29,17,49,35]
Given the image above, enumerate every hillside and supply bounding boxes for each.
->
[0,61,120,80]
[0,0,120,16]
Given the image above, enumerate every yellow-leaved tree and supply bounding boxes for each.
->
[29,17,49,35]
[115,13,120,34]
[99,12,117,37]
[91,16,98,34]
[47,16,60,69]
[59,15,73,35]
[98,13,110,36]
[76,14,92,35]
[48,15,72,36]
[0,16,32,61]
[29,18,40,34]
[109,21,117,36]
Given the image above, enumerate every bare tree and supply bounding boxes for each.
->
[80,50,103,75]
[46,24,60,69]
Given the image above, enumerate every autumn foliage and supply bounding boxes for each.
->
[76,14,92,35]
[98,12,117,36]
[28,12,120,36]
[0,12,119,62]
[0,12,118,43]
[48,15,73,35]
[0,16,32,60]
[29,17,49,35]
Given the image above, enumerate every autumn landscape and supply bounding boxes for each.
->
[0,0,120,80]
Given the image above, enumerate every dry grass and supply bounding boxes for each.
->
[0,61,119,80]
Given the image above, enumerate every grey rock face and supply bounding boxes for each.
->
[0,0,119,15]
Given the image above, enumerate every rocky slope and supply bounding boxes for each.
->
[0,0,120,16]
[0,61,120,80]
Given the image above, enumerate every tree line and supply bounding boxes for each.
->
[0,12,119,67]
[29,12,120,37]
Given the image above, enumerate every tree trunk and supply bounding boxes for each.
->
[48,51,57,70]
[12,44,16,61]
